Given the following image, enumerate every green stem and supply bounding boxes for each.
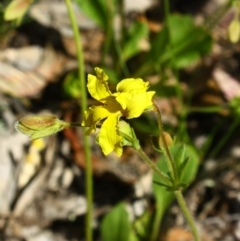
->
[114,0,129,76]
[133,63,150,78]
[136,146,200,241]
[174,190,200,241]
[118,0,125,45]
[163,0,170,24]
[153,102,179,183]
[136,148,172,186]
[70,122,82,127]
[102,0,114,65]
[115,42,129,76]
[64,1,93,241]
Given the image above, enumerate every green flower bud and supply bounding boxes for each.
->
[4,0,33,21]
[228,19,240,43]
[15,115,71,140]
[159,132,173,150]
[118,120,140,150]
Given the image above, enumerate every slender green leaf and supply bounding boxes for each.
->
[148,27,169,65]
[148,14,212,70]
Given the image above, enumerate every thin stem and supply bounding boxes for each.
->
[115,42,129,76]
[118,0,125,46]
[114,0,129,76]
[174,190,200,241]
[133,64,150,78]
[64,1,93,241]
[70,122,82,127]
[163,0,170,25]
[64,0,86,108]
[153,102,179,183]
[102,0,113,65]
[136,147,172,186]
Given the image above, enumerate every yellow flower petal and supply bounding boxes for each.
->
[114,92,131,110]
[116,78,149,93]
[115,91,155,118]
[81,106,111,135]
[98,113,122,156]
[87,67,112,103]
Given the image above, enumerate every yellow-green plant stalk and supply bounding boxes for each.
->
[64,1,92,241]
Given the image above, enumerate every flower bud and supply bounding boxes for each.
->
[15,115,70,140]
[159,132,173,149]
[228,19,240,43]
[4,0,33,21]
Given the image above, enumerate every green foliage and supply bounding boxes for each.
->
[229,97,240,115]
[129,209,154,241]
[150,143,199,241]
[129,114,159,136]
[0,1,19,35]
[63,72,81,98]
[100,202,131,241]
[74,0,117,28]
[121,21,149,62]
[171,143,199,184]
[101,67,119,84]
[147,14,212,72]
[74,0,150,78]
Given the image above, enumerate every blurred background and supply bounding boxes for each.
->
[0,0,240,240]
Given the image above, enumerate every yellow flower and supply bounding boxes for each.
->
[82,67,155,156]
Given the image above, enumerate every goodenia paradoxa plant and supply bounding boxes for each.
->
[15,66,200,241]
